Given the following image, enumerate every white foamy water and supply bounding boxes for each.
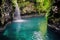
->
[13,19,27,22]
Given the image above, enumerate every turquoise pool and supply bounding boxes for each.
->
[0,17,60,40]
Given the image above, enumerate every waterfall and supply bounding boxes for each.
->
[14,3,21,20]
[13,2,26,22]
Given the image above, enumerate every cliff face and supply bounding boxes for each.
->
[48,0,60,33]
[0,0,13,27]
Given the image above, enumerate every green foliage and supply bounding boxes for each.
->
[11,0,17,7]
[11,0,30,9]
[2,0,5,4]
[36,0,53,17]
[18,1,30,8]
[11,0,17,4]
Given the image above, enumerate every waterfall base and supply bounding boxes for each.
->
[13,19,26,22]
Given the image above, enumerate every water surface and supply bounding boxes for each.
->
[0,17,60,40]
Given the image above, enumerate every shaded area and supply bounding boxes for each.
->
[47,26,60,40]
[48,0,60,33]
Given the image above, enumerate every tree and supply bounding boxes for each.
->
[36,0,54,17]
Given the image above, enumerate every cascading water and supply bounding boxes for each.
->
[14,3,21,19]
[13,2,26,22]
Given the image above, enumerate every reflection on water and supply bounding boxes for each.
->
[0,17,60,40]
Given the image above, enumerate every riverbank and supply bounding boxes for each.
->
[48,24,60,34]
[21,13,45,19]
[0,22,11,32]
